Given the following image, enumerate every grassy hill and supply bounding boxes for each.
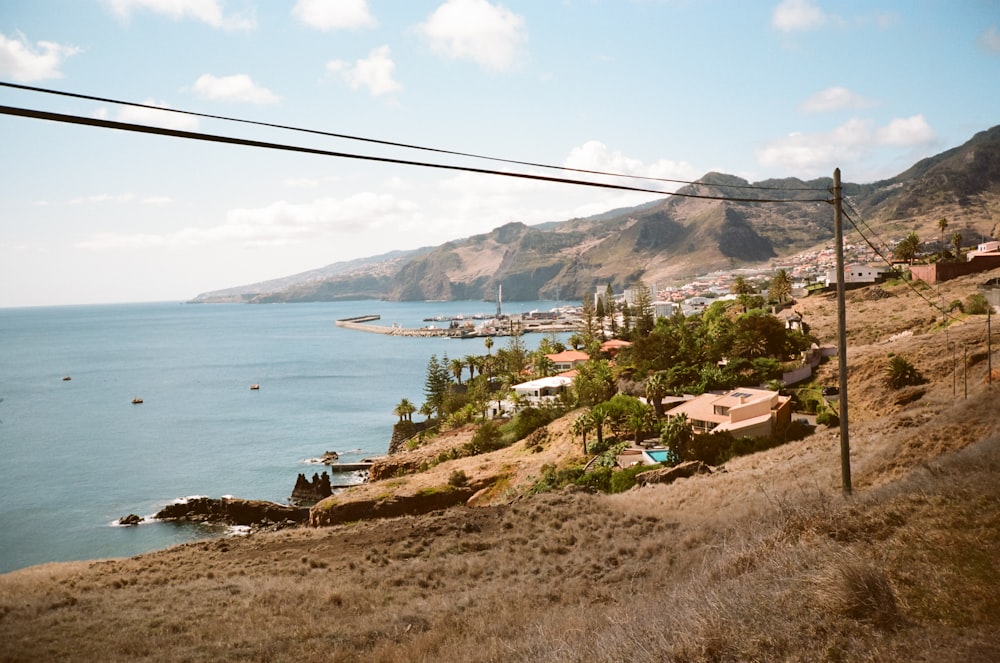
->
[3,268,999,661]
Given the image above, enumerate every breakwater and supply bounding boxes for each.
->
[335,314,583,338]
[335,315,471,337]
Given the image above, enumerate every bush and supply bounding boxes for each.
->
[965,293,990,315]
[448,469,469,488]
[464,421,505,455]
[816,409,840,428]
[885,355,925,389]
[575,466,612,492]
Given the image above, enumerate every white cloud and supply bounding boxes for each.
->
[563,141,700,192]
[78,193,421,250]
[292,0,376,30]
[414,0,527,72]
[756,115,936,175]
[800,86,876,113]
[101,0,255,31]
[71,193,136,205]
[327,45,402,96]
[116,99,200,131]
[980,26,1000,53]
[192,74,280,104]
[0,32,80,81]
[876,115,934,147]
[772,0,827,32]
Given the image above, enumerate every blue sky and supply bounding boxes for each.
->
[1,0,998,307]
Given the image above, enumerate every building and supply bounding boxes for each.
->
[545,350,589,372]
[664,387,792,439]
[824,264,888,288]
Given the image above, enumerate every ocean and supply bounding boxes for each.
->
[0,300,566,574]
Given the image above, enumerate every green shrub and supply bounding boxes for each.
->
[885,355,925,389]
[965,293,990,315]
[609,464,657,493]
[448,469,469,488]
[575,466,612,492]
[816,409,840,427]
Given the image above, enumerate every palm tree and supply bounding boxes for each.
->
[938,217,949,251]
[464,355,478,380]
[644,371,670,419]
[571,412,594,455]
[393,398,416,422]
[769,268,792,305]
[951,231,963,261]
[895,232,922,265]
[484,336,494,355]
[449,357,465,385]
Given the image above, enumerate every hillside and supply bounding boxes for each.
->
[3,268,999,661]
[191,125,1000,304]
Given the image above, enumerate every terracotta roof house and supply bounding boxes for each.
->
[600,339,631,356]
[665,387,792,439]
[545,350,590,372]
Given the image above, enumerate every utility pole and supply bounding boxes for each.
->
[832,168,852,495]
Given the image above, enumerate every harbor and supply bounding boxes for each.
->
[335,312,583,338]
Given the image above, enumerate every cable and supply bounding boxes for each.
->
[0,81,830,194]
[840,206,962,321]
[0,104,833,204]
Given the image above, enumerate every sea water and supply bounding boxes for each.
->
[0,300,566,573]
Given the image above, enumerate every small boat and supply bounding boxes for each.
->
[131,397,143,404]
[62,376,72,381]
[250,384,260,390]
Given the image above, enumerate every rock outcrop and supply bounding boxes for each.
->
[290,472,333,505]
[155,497,308,526]
[309,481,489,527]
[635,460,713,487]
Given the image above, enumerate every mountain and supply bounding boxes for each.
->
[191,125,1000,304]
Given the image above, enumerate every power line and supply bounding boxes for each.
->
[0,104,833,204]
[840,206,963,321]
[0,81,830,194]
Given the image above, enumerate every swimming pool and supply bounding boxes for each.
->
[644,448,675,464]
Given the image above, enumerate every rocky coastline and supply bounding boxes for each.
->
[153,496,309,528]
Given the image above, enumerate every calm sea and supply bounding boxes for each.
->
[0,300,565,574]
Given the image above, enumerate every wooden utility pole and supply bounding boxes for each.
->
[832,168,852,495]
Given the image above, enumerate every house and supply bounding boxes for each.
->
[664,387,792,439]
[967,240,1000,261]
[511,376,573,404]
[824,264,888,288]
[545,350,589,372]
[600,339,631,356]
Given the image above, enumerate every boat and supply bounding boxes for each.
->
[131,397,143,404]
[250,384,260,390]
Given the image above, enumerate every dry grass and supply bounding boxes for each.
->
[2,269,999,662]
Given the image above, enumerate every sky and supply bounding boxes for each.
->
[1,0,998,307]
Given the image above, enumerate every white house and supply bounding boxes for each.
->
[824,264,887,287]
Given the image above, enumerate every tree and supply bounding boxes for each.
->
[571,412,594,455]
[644,371,670,419]
[895,232,922,265]
[731,276,757,313]
[449,357,465,385]
[938,217,949,249]
[630,282,655,337]
[605,283,619,337]
[423,354,451,420]
[660,413,694,464]
[951,231,963,262]
[393,398,416,422]
[483,336,494,355]
[768,268,792,305]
